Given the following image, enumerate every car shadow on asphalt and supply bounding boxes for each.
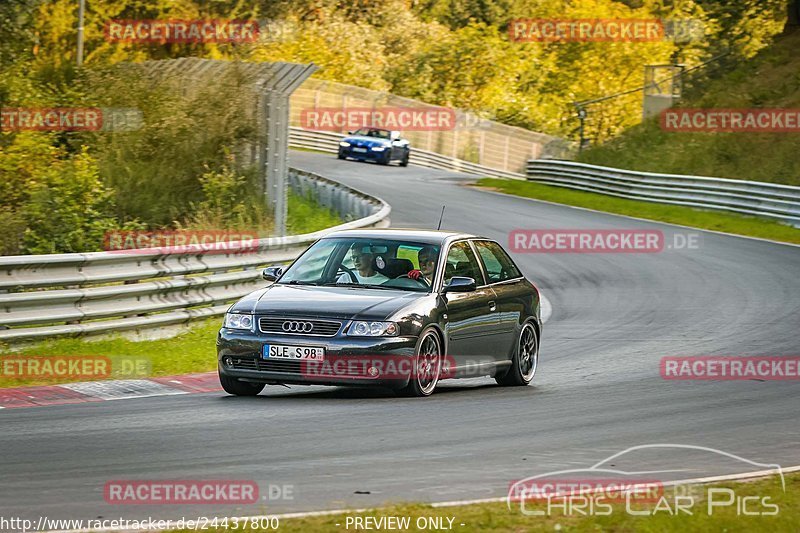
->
[216,381,521,402]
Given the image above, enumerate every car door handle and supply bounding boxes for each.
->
[488,300,497,312]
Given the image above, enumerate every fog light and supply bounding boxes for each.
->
[224,357,233,366]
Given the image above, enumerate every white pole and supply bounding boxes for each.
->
[77,0,85,67]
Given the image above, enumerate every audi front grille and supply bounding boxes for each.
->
[258,317,342,337]
[231,358,301,373]
[230,358,366,377]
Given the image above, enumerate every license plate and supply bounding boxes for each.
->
[352,147,367,153]
[262,344,325,360]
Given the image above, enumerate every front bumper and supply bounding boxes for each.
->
[339,147,388,162]
[217,328,418,389]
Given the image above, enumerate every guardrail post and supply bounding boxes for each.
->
[259,62,318,237]
[341,94,347,134]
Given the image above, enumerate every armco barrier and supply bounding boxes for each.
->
[0,169,390,342]
[526,160,800,227]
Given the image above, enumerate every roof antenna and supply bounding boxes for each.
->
[436,205,446,230]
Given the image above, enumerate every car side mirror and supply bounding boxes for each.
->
[262,266,284,281]
[347,130,354,135]
[390,131,401,141]
[443,276,476,293]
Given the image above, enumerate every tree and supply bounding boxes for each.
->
[787,0,800,30]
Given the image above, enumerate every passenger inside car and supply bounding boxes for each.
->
[337,245,389,285]
[407,246,438,283]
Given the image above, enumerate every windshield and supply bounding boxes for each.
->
[352,128,391,139]
[278,237,440,292]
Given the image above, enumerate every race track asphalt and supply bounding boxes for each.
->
[1,151,799,523]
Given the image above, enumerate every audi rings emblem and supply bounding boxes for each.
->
[282,320,313,333]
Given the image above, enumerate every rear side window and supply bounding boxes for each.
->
[473,240,522,283]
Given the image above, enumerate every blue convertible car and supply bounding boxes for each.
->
[337,127,410,166]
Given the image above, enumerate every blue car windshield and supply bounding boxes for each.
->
[278,238,440,292]
[353,128,391,139]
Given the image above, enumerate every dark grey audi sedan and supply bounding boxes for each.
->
[217,229,542,397]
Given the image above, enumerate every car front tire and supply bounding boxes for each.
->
[399,327,442,397]
[400,150,410,167]
[219,370,265,396]
[496,321,538,386]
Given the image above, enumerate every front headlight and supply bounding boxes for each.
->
[346,320,398,337]
[371,146,386,151]
[339,141,351,147]
[224,313,255,331]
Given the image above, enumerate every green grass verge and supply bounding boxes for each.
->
[165,472,798,532]
[0,317,221,388]
[476,178,800,245]
[287,191,343,234]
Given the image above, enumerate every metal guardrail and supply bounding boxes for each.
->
[526,160,800,227]
[289,127,527,180]
[0,169,390,343]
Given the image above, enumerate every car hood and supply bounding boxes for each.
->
[230,284,426,320]
[342,135,391,147]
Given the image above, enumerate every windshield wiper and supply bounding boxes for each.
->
[319,282,414,291]
[285,280,320,286]
[356,284,405,291]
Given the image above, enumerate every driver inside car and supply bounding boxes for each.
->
[407,246,437,283]
[337,245,389,285]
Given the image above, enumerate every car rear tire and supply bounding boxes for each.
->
[400,150,410,167]
[399,328,442,397]
[495,322,538,386]
[219,370,265,396]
